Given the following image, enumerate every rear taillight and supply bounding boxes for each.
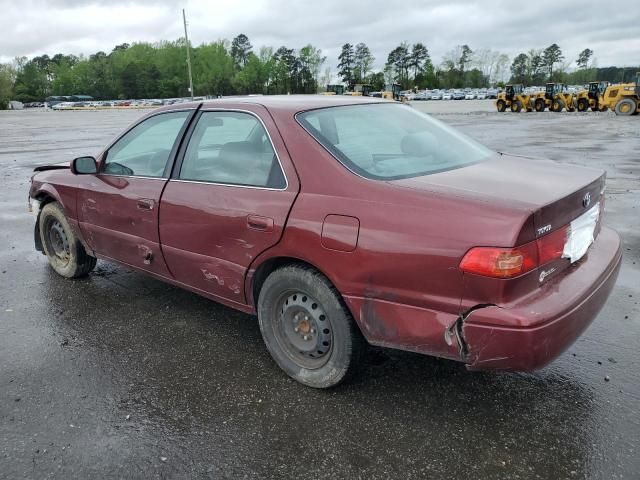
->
[459,243,538,278]
[460,225,570,279]
[537,225,569,265]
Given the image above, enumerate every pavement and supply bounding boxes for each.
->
[1,103,639,479]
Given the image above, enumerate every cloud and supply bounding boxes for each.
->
[1,0,639,69]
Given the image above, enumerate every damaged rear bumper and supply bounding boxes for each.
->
[462,226,622,371]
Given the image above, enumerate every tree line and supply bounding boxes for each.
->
[0,35,636,108]
[509,44,638,86]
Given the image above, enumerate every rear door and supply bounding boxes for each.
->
[159,105,299,306]
[78,109,193,276]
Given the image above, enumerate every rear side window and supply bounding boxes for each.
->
[104,111,189,177]
[179,111,286,189]
[297,103,493,180]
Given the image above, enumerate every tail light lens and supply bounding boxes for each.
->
[537,225,570,265]
[459,243,538,278]
[460,225,570,279]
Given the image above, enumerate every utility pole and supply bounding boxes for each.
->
[183,8,194,100]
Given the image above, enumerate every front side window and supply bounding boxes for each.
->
[297,103,494,180]
[179,111,286,189]
[103,111,190,177]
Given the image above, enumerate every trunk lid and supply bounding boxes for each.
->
[391,154,605,243]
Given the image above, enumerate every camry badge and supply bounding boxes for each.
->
[582,192,591,208]
[539,267,557,283]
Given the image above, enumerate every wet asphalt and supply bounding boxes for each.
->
[0,104,638,479]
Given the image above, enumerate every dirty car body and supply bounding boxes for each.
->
[29,96,622,385]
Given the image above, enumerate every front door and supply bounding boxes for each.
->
[78,110,192,276]
[159,106,299,306]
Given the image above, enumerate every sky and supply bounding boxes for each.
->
[1,0,639,70]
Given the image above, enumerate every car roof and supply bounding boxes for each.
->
[158,94,392,115]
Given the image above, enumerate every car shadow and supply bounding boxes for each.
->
[39,263,599,478]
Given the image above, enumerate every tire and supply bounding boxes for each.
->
[257,265,366,388]
[534,99,546,112]
[496,100,506,112]
[510,100,523,112]
[577,98,589,112]
[614,98,637,116]
[39,202,97,278]
[552,99,565,112]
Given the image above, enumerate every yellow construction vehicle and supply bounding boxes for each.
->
[600,72,640,116]
[345,83,373,97]
[532,83,576,112]
[381,83,408,102]
[575,82,609,112]
[495,84,534,112]
[323,84,345,95]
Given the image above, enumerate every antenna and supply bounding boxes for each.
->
[183,8,194,100]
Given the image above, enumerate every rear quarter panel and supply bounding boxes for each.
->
[248,105,535,358]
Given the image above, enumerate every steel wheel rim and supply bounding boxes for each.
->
[273,291,333,369]
[47,218,71,266]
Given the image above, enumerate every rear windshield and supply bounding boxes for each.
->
[297,103,493,180]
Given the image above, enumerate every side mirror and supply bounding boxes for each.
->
[71,156,97,175]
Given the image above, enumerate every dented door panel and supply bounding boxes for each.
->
[159,184,297,303]
[78,175,172,276]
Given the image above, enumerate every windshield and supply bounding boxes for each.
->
[297,103,493,180]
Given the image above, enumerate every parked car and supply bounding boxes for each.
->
[51,102,74,110]
[486,88,499,99]
[465,91,476,100]
[453,89,465,100]
[476,90,487,100]
[431,90,442,100]
[442,90,453,100]
[29,96,621,388]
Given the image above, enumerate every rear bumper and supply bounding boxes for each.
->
[463,226,622,370]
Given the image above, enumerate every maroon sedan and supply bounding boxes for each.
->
[29,96,622,388]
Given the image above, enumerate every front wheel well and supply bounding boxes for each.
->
[33,193,58,252]
[35,192,56,205]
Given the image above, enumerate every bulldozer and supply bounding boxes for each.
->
[575,81,609,112]
[495,84,534,112]
[599,72,640,116]
[532,83,576,112]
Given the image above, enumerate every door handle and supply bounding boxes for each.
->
[247,215,274,232]
[137,198,155,210]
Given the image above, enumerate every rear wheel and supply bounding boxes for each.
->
[552,99,565,112]
[39,202,96,278]
[534,99,546,112]
[577,98,589,112]
[614,98,636,116]
[496,100,506,112]
[510,100,523,112]
[257,265,366,388]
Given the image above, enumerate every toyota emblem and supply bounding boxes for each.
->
[582,192,591,208]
